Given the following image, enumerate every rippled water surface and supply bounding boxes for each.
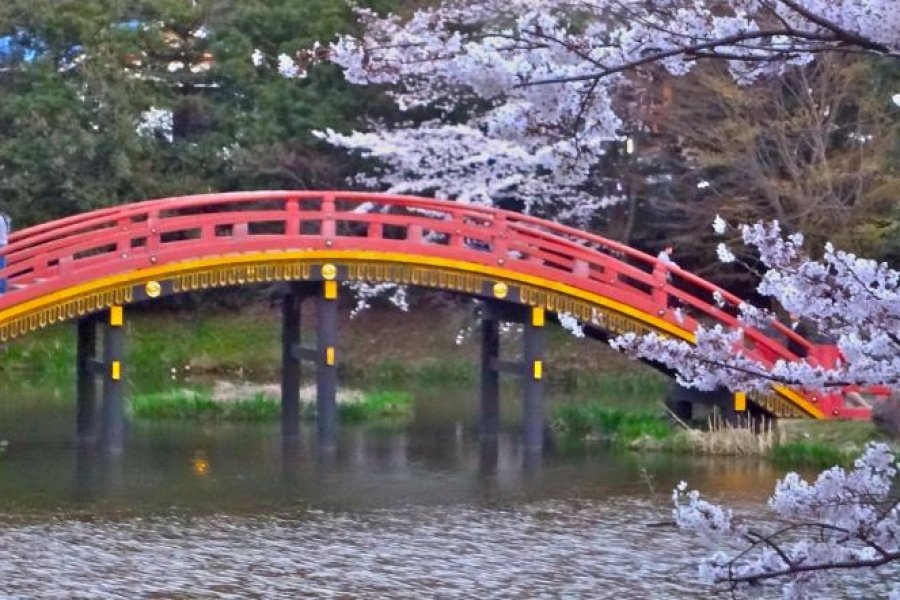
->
[0,384,895,598]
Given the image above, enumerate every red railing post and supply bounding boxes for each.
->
[408,223,423,244]
[115,217,131,258]
[146,209,160,265]
[321,194,336,242]
[492,213,508,264]
[651,262,669,314]
[284,197,299,237]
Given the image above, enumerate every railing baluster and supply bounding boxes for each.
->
[146,209,160,265]
[408,224,423,244]
[321,194,336,241]
[492,214,507,263]
[285,197,299,237]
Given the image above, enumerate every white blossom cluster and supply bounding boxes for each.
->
[135,107,174,143]
[615,219,900,391]
[314,0,897,215]
[345,281,409,318]
[674,443,899,597]
[557,312,585,338]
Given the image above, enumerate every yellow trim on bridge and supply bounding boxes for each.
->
[0,249,825,419]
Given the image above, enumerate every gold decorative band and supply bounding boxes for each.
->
[346,262,483,294]
[171,262,312,294]
[0,285,133,342]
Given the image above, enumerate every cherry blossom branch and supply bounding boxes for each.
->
[774,0,892,53]
[522,30,844,86]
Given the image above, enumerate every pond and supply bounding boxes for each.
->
[0,380,894,598]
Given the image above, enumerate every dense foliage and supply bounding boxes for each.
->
[0,0,397,226]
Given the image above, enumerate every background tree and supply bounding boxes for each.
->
[667,56,897,254]
[0,0,399,226]
[612,55,900,290]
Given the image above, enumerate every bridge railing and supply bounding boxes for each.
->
[0,191,868,416]
[0,191,816,358]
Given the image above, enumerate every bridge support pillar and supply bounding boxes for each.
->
[76,315,99,443]
[281,286,302,439]
[100,305,126,453]
[317,280,338,450]
[480,307,500,439]
[522,307,546,452]
[479,302,547,452]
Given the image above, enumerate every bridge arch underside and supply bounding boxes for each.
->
[0,250,815,419]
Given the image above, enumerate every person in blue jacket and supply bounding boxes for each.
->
[0,212,10,294]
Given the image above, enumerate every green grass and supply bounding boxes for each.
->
[552,402,671,444]
[128,388,413,423]
[769,441,855,469]
[129,389,280,421]
[338,390,414,422]
[0,327,74,381]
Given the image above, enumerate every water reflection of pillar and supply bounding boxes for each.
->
[389,432,408,470]
[281,436,304,482]
[348,427,366,470]
[74,442,123,495]
[73,443,99,500]
[478,438,499,477]
[523,447,542,474]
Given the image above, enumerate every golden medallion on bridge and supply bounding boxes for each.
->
[145,280,162,298]
[321,263,337,281]
[492,282,508,299]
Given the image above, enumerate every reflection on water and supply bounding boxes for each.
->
[0,382,895,597]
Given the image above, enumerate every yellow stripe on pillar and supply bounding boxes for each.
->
[326,347,335,366]
[324,280,338,300]
[533,360,543,380]
[734,391,747,412]
[110,305,124,327]
[111,360,121,381]
[531,306,545,327]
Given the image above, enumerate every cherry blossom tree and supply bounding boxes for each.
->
[613,218,900,392]
[674,442,899,598]
[282,0,900,221]
[612,217,900,596]
[296,0,900,389]
[280,3,900,595]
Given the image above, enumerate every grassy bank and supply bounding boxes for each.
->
[553,404,670,443]
[0,305,665,391]
[552,400,890,468]
[128,388,413,423]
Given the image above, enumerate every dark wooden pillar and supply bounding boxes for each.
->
[480,306,500,439]
[522,306,545,452]
[281,288,302,439]
[100,305,125,453]
[316,280,338,450]
[76,316,98,443]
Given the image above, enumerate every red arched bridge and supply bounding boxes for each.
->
[0,191,885,450]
